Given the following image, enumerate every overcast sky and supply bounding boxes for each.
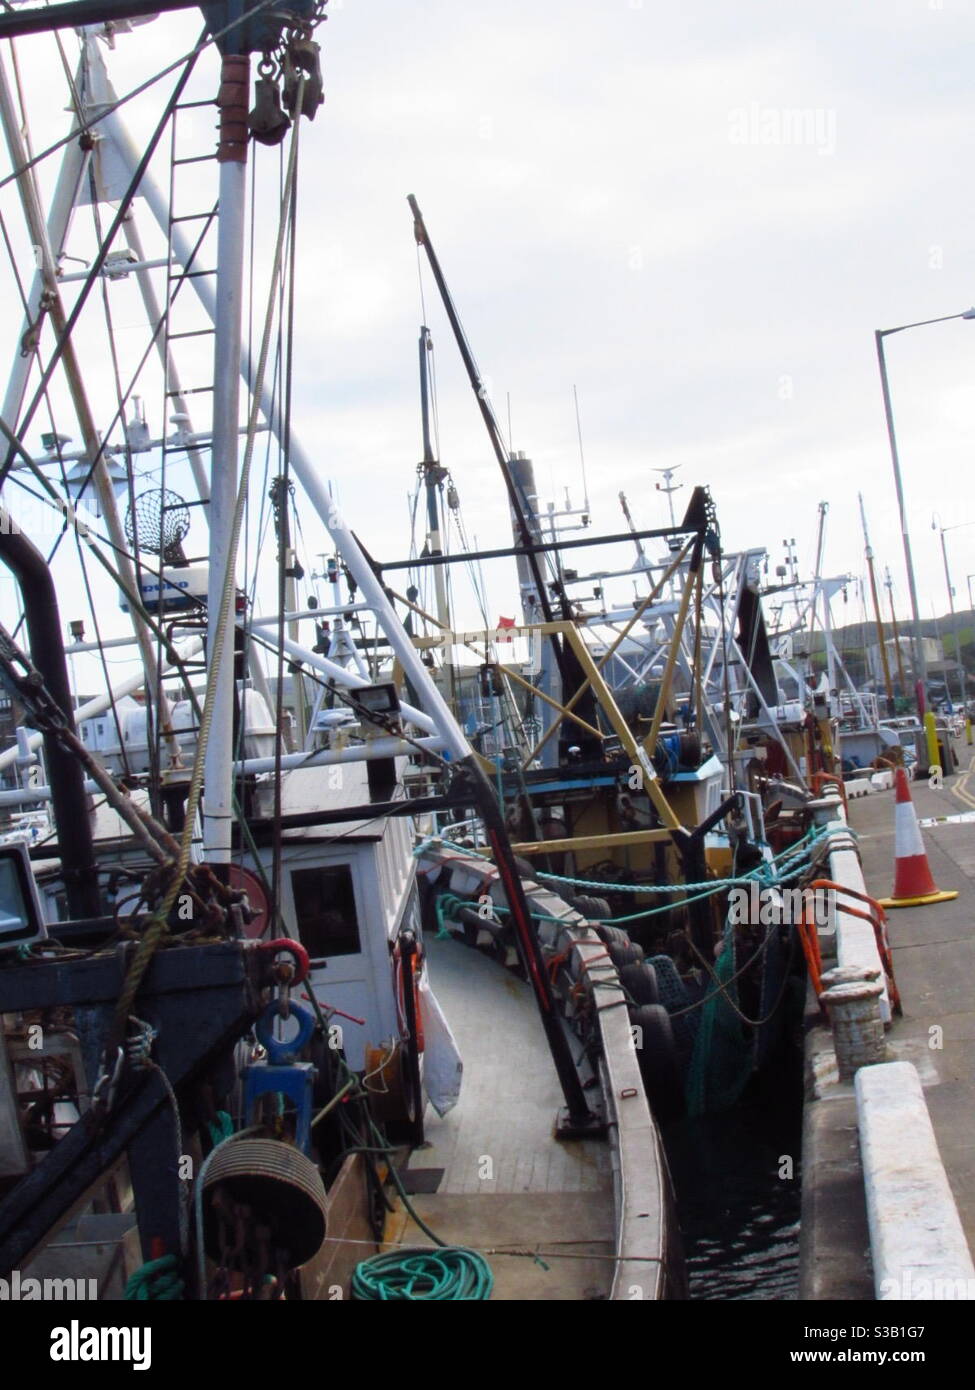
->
[3,0,975,682]
[314,0,975,621]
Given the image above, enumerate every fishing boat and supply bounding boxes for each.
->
[0,2,825,1305]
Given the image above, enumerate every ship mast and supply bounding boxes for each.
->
[202,45,249,866]
[858,492,895,716]
[417,325,454,701]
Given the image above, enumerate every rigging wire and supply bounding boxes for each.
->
[272,137,301,923]
[0,0,289,196]
[0,41,205,494]
[0,110,148,787]
[6,200,219,582]
[86,155,148,788]
[572,384,590,511]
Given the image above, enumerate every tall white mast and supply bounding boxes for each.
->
[201,51,249,864]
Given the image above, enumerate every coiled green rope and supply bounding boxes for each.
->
[351,1246,494,1301]
[123,1253,184,1301]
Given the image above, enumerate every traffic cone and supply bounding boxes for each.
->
[879,767,958,909]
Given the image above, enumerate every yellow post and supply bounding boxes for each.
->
[924,711,940,774]
[967,717,973,747]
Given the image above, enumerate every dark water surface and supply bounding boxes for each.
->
[663,1050,804,1301]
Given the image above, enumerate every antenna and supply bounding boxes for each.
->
[572,385,590,514]
[652,465,682,528]
[857,492,872,558]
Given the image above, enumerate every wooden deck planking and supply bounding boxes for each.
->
[389,936,616,1298]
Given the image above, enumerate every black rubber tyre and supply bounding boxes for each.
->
[595,924,630,949]
[607,940,645,969]
[569,893,612,921]
[617,961,659,1006]
[629,1003,685,1123]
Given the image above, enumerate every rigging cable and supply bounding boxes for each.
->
[272,141,300,926]
[13,195,220,581]
[0,0,292,196]
[0,39,206,493]
[86,153,151,790]
[112,76,310,1031]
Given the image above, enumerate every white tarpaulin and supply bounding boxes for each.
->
[418,974,463,1117]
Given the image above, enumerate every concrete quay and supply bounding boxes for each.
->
[799,744,975,1300]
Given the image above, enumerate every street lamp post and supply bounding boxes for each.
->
[932,518,975,711]
[875,307,975,716]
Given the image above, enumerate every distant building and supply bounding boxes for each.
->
[866,635,942,684]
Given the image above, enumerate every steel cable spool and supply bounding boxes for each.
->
[202,1138,328,1270]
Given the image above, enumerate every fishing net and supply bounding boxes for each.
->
[125,488,190,563]
[685,920,757,1117]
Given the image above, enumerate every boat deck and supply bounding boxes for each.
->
[385,936,615,1299]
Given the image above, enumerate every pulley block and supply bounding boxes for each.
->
[249,75,291,147]
[282,39,325,119]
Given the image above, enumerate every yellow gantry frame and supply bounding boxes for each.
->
[400,535,705,841]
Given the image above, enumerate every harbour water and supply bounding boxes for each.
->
[663,1049,804,1301]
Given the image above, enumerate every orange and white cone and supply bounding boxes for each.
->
[879,767,958,909]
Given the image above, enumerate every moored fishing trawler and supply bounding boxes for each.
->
[0,2,683,1302]
[0,2,838,1304]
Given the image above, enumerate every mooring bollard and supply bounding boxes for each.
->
[819,964,886,1079]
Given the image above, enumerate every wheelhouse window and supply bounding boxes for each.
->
[291,864,361,959]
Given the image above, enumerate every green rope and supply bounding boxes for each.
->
[416,825,841,897]
[351,1246,494,1301]
[528,824,837,895]
[123,1253,184,1301]
[434,894,454,940]
[432,825,841,931]
[208,1110,234,1145]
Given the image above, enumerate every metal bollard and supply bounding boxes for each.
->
[819,965,887,1079]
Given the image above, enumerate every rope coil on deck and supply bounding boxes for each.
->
[351,1246,494,1301]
